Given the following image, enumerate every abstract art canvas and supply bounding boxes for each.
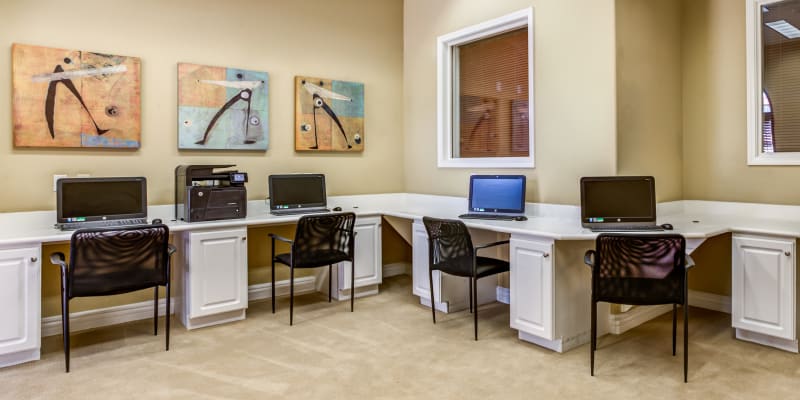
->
[295,76,364,152]
[178,63,269,150]
[12,43,141,148]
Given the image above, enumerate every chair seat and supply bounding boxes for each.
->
[433,256,509,279]
[71,268,164,298]
[275,250,351,269]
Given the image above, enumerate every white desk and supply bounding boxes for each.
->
[0,193,798,367]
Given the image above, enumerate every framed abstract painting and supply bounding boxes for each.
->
[295,76,364,152]
[12,43,141,148]
[178,63,269,150]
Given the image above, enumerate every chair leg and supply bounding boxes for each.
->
[350,260,355,312]
[328,264,333,303]
[473,276,478,341]
[468,278,473,314]
[62,291,70,373]
[672,304,677,356]
[153,287,158,336]
[684,302,689,383]
[590,300,596,377]
[429,268,436,324]
[289,267,295,326]
[166,281,171,351]
[271,238,276,314]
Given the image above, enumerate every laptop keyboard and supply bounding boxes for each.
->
[58,218,148,231]
[459,213,524,221]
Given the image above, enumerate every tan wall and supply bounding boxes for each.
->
[403,0,618,205]
[682,0,800,205]
[0,0,404,212]
[687,233,732,296]
[615,0,683,202]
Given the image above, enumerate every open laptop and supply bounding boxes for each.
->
[580,176,663,232]
[459,175,528,221]
[268,174,330,216]
[56,177,148,230]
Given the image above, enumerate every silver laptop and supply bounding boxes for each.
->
[268,174,330,215]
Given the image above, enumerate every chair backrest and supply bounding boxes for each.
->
[68,224,170,299]
[292,212,356,268]
[592,233,687,306]
[422,217,474,275]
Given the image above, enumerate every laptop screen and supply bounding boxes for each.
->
[468,175,526,214]
[580,176,656,227]
[57,177,147,223]
[269,174,327,211]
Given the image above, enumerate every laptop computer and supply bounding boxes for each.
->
[268,174,330,215]
[56,177,148,230]
[580,176,663,232]
[459,175,528,221]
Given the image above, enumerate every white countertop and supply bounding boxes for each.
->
[0,193,798,246]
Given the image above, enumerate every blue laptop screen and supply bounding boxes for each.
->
[469,175,526,213]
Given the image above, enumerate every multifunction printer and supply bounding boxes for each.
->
[175,164,248,222]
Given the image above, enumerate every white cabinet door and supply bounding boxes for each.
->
[412,220,447,307]
[509,236,554,340]
[187,228,248,319]
[733,234,795,340]
[339,216,382,289]
[412,221,433,299]
[0,247,41,356]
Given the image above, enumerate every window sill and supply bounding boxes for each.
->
[437,157,534,169]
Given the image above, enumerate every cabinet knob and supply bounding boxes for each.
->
[786,251,791,257]
[242,237,247,241]
[30,257,38,262]
[543,253,550,258]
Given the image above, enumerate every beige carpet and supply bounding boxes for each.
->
[2,275,800,399]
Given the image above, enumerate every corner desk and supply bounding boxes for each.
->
[1,193,798,368]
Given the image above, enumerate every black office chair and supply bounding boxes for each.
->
[422,217,509,340]
[584,233,694,382]
[270,212,356,325]
[49,223,176,373]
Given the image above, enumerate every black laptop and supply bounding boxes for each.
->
[580,176,662,231]
[459,175,527,221]
[56,177,148,230]
[268,174,330,215]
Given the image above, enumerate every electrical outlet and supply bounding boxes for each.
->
[53,174,67,192]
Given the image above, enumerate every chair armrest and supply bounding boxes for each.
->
[475,240,510,251]
[685,254,696,270]
[268,233,293,244]
[584,250,595,269]
[167,244,177,257]
[50,252,66,267]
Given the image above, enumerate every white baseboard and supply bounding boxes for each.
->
[496,286,510,304]
[736,328,799,353]
[383,262,411,278]
[248,276,317,302]
[42,298,175,337]
[688,289,731,314]
[605,290,731,335]
[607,304,673,335]
[42,276,317,337]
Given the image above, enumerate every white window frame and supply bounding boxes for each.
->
[436,8,535,168]
[746,0,800,164]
